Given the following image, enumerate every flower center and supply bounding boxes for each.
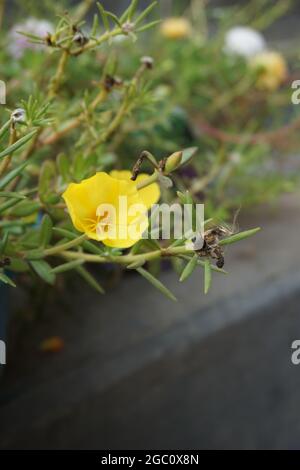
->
[95,206,116,240]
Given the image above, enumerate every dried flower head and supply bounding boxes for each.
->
[11,108,26,123]
[141,56,154,69]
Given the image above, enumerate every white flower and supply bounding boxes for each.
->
[8,18,54,59]
[224,26,266,59]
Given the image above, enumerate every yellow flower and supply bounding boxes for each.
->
[62,171,160,249]
[160,17,191,40]
[250,51,288,91]
[110,170,160,209]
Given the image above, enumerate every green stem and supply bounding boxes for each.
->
[136,172,158,190]
[71,28,123,55]
[57,245,195,265]
[89,96,130,151]
[41,87,108,147]
[0,0,5,31]
[48,50,69,98]
[0,125,17,177]
[43,234,87,256]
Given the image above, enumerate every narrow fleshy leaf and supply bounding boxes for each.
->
[180,254,198,282]
[56,153,70,182]
[219,227,261,246]
[136,20,161,33]
[137,267,177,301]
[105,11,122,27]
[51,259,84,274]
[53,227,105,255]
[0,232,9,255]
[0,197,24,214]
[0,159,31,190]
[127,0,138,20]
[0,129,37,160]
[0,272,16,287]
[0,192,26,199]
[39,214,53,248]
[97,2,110,31]
[91,13,99,36]
[135,1,157,25]
[204,259,212,294]
[75,265,105,294]
[127,259,146,269]
[9,200,40,217]
[29,259,55,285]
[0,120,11,141]
[24,249,44,260]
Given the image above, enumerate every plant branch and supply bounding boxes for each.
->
[70,28,123,56]
[41,88,108,147]
[48,49,69,98]
[0,124,17,177]
[42,234,87,256]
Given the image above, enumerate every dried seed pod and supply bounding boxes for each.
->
[141,56,154,69]
[11,108,26,124]
[103,75,123,92]
[72,31,89,47]
[0,257,11,268]
[45,32,53,46]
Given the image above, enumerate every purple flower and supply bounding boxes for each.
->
[8,18,54,59]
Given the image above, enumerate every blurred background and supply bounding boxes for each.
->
[1,0,300,450]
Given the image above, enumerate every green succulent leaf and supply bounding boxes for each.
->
[180,254,198,282]
[75,265,105,294]
[0,120,12,142]
[204,259,212,294]
[219,227,261,246]
[8,200,40,217]
[51,259,84,274]
[97,2,110,32]
[137,267,177,301]
[0,159,31,190]
[0,272,16,288]
[39,214,53,248]
[52,227,105,255]
[29,259,56,285]
[0,130,37,160]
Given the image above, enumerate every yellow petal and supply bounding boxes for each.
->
[110,170,160,210]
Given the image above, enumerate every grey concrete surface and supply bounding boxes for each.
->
[0,193,300,449]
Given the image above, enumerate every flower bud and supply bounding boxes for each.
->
[160,18,191,40]
[250,51,288,91]
[165,151,182,173]
[122,21,134,34]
